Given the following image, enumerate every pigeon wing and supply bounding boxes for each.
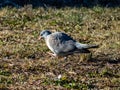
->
[47,32,77,54]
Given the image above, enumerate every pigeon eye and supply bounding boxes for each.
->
[40,33,43,36]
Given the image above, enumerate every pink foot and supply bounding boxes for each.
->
[47,52,57,57]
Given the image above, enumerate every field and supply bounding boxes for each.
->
[0,6,120,89]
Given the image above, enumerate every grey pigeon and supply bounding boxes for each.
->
[39,30,98,57]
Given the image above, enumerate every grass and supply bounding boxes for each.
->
[0,6,120,89]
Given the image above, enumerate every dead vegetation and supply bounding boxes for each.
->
[0,6,120,89]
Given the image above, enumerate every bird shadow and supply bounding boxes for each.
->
[88,57,120,64]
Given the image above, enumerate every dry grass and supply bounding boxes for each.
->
[0,6,120,89]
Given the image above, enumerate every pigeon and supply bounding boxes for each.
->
[39,30,98,57]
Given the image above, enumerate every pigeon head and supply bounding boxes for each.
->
[39,30,51,39]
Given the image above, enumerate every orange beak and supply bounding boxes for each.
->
[38,36,42,40]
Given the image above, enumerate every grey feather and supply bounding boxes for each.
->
[75,42,99,49]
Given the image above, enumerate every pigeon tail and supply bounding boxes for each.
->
[75,42,99,49]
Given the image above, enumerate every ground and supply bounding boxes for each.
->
[0,6,120,89]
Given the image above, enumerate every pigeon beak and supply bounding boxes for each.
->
[38,36,42,40]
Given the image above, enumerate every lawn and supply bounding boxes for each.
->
[0,6,120,89]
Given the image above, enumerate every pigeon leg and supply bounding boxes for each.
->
[47,52,57,57]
